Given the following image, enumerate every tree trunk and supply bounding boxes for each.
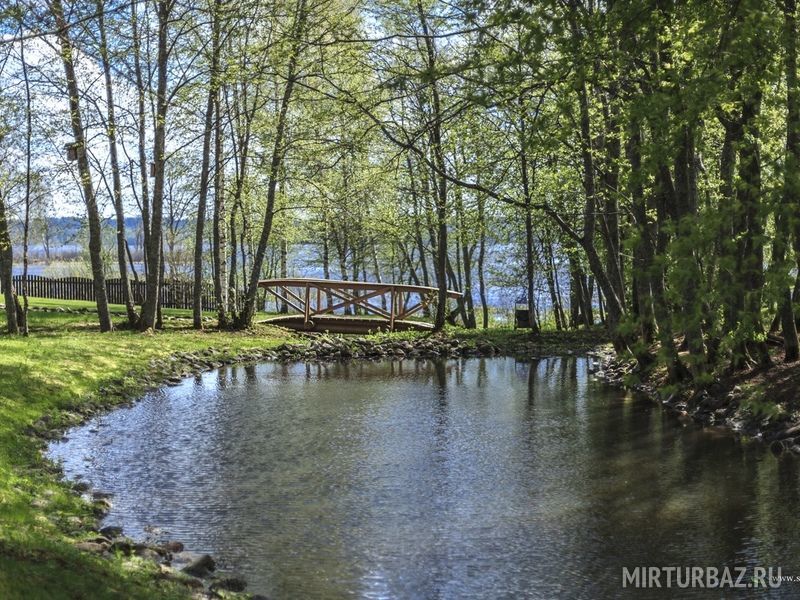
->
[571,76,625,346]
[454,185,476,328]
[279,238,288,313]
[551,247,567,330]
[193,0,223,329]
[407,155,432,316]
[542,239,562,330]
[520,120,539,334]
[139,0,172,330]
[626,116,655,351]
[735,90,771,368]
[0,192,19,334]
[417,1,449,331]
[783,0,800,361]
[20,34,32,335]
[97,0,137,327]
[212,87,228,327]
[477,192,489,329]
[52,0,112,332]
[131,0,151,282]
[599,93,626,309]
[235,0,307,328]
[322,225,333,307]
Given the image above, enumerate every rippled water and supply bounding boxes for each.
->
[49,358,800,598]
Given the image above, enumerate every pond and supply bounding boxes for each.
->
[48,357,800,598]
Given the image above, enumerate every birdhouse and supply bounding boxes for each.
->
[150,162,156,178]
[65,143,79,161]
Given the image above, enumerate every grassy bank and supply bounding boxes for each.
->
[0,299,298,599]
[0,300,608,598]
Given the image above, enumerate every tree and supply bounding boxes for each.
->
[95,0,137,327]
[50,0,113,332]
[234,0,308,329]
[192,0,224,329]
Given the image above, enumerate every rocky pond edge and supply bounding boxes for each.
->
[30,328,800,598]
[592,352,800,457]
[34,331,605,599]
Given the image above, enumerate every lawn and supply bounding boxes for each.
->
[0,299,296,599]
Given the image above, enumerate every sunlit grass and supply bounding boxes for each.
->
[0,300,295,598]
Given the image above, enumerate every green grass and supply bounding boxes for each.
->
[0,299,297,599]
[0,299,607,598]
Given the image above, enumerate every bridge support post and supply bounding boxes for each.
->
[389,289,396,331]
[304,284,311,327]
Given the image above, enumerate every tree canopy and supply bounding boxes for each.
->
[1,0,799,382]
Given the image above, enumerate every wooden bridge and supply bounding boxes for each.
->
[258,278,462,333]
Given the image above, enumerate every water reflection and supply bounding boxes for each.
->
[49,358,800,598]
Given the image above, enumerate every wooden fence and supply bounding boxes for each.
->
[2,275,217,311]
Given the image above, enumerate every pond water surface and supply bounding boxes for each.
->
[49,357,800,598]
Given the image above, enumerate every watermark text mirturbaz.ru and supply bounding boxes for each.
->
[622,566,799,589]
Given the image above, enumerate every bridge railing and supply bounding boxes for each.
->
[257,278,461,330]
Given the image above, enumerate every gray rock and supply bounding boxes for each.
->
[99,525,123,538]
[110,537,135,555]
[209,576,247,593]
[135,546,163,562]
[157,564,204,589]
[162,540,184,553]
[773,423,800,441]
[85,536,111,546]
[75,541,107,554]
[92,498,113,515]
[180,553,216,577]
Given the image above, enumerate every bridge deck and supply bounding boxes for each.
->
[260,314,434,334]
[258,278,460,333]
